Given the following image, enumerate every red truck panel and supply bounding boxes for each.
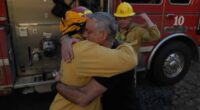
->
[0,0,7,25]
[0,28,12,85]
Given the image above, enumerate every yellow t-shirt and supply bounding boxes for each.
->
[116,25,160,54]
[50,40,137,110]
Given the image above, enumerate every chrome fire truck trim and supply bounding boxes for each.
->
[139,46,154,52]
[0,59,9,66]
[0,17,6,21]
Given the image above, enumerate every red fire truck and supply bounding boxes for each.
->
[0,0,200,95]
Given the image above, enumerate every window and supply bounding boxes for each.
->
[78,0,109,12]
[78,0,101,12]
[124,0,161,4]
[170,0,190,4]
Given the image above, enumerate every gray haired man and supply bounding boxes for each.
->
[50,12,138,110]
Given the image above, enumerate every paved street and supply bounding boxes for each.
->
[171,62,200,110]
[0,62,200,110]
[136,62,200,110]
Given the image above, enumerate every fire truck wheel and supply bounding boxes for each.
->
[150,41,191,86]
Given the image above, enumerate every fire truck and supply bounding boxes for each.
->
[0,0,200,95]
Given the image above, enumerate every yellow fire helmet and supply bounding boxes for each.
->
[60,6,92,38]
[114,2,135,17]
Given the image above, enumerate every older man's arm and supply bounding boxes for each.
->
[56,79,107,107]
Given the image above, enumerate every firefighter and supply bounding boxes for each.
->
[60,6,92,62]
[114,2,160,54]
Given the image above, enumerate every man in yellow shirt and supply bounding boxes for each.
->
[50,12,138,110]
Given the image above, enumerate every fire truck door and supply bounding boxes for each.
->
[0,0,13,88]
[163,0,200,39]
